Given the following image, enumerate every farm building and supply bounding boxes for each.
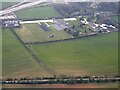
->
[53,19,71,30]
[0,14,17,20]
[39,24,50,32]
[2,19,20,28]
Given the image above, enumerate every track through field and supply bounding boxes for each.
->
[10,29,57,77]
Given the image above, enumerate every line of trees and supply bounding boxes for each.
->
[53,3,91,17]
[25,32,100,45]
[1,75,120,84]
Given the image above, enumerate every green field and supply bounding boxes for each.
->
[1,2,119,88]
[1,2,19,9]
[31,32,118,76]
[2,29,51,78]
[112,15,120,23]
[15,6,61,19]
[15,23,71,43]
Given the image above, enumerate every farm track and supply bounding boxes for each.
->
[26,44,57,76]
[10,29,57,77]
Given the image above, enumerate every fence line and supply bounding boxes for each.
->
[10,29,57,77]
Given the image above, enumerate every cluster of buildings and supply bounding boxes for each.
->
[0,14,20,28]
[80,16,117,34]
[2,20,20,28]
[0,14,17,20]
[52,19,71,31]
[91,23,116,33]
[80,18,89,25]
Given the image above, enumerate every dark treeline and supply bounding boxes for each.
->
[54,3,91,17]
[25,29,119,45]
[1,75,120,84]
[98,2,119,14]
[25,32,98,45]
[54,2,119,17]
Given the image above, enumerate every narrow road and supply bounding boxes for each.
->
[20,18,77,24]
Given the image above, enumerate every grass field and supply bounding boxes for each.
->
[15,6,61,19]
[31,32,118,76]
[112,15,120,23]
[15,23,71,43]
[1,2,119,88]
[1,2,19,9]
[2,29,52,78]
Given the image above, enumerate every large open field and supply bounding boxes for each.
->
[1,2,119,88]
[1,2,19,9]
[15,6,61,19]
[31,32,118,76]
[2,29,52,79]
[15,23,71,43]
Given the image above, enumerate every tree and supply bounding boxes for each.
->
[72,31,79,37]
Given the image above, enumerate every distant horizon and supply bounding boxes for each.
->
[1,0,120,2]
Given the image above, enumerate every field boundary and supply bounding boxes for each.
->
[10,28,57,77]
[24,32,114,45]
[2,75,120,84]
[26,44,57,76]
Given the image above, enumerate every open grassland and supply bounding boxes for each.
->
[2,29,52,79]
[15,23,71,43]
[1,2,19,9]
[31,32,118,76]
[15,6,61,19]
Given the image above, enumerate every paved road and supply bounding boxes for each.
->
[20,18,77,24]
[0,0,49,16]
[0,0,88,16]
